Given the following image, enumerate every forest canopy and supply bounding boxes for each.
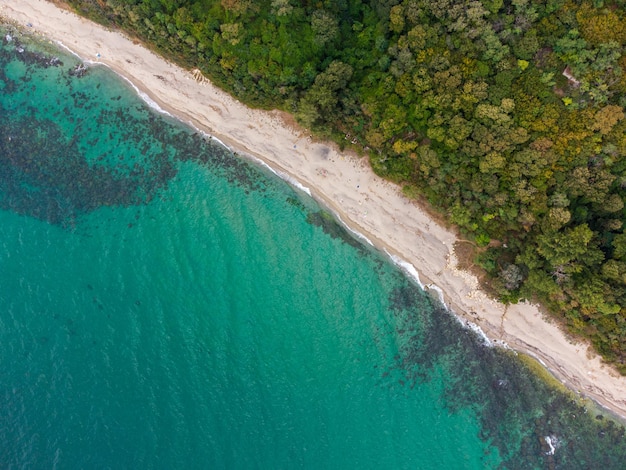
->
[63,0,626,372]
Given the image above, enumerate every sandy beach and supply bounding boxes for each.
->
[2,0,625,420]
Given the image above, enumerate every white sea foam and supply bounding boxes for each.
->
[385,254,454,311]
[286,178,312,197]
[119,76,172,116]
[544,435,559,455]
[53,40,173,117]
[187,125,231,150]
[243,152,379,247]
[333,214,374,246]
[254,159,312,197]
[463,320,493,347]
[440,300,495,348]
[385,254,497,347]
[184,125,313,198]
[385,252,484,345]
[458,316,513,350]
[208,134,228,149]
[230,146,379,249]
[387,254,424,289]
[54,40,81,59]
[425,283,446,307]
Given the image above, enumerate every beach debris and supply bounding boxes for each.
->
[562,66,580,88]
[69,63,89,78]
[344,133,358,144]
[5,34,12,43]
[192,68,209,84]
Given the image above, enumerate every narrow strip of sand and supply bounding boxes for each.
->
[2,0,625,420]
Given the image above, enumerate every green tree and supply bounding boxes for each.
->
[536,224,602,270]
[311,10,339,46]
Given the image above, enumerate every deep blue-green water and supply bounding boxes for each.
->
[1,26,626,469]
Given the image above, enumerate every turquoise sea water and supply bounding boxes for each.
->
[1,26,626,469]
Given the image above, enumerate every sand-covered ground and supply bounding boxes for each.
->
[2,0,625,420]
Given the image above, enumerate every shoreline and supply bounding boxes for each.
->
[2,0,626,421]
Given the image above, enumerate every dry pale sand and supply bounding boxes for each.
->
[2,0,625,420]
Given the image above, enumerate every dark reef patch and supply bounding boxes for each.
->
[1,31,63,69]
[0,29,272,227]
[306,210,369,257]
[0,110,175,226]
[386,280,626,469]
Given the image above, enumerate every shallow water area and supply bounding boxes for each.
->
[1,23,626,469]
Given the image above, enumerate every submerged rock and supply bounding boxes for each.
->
[69,63,88,78]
